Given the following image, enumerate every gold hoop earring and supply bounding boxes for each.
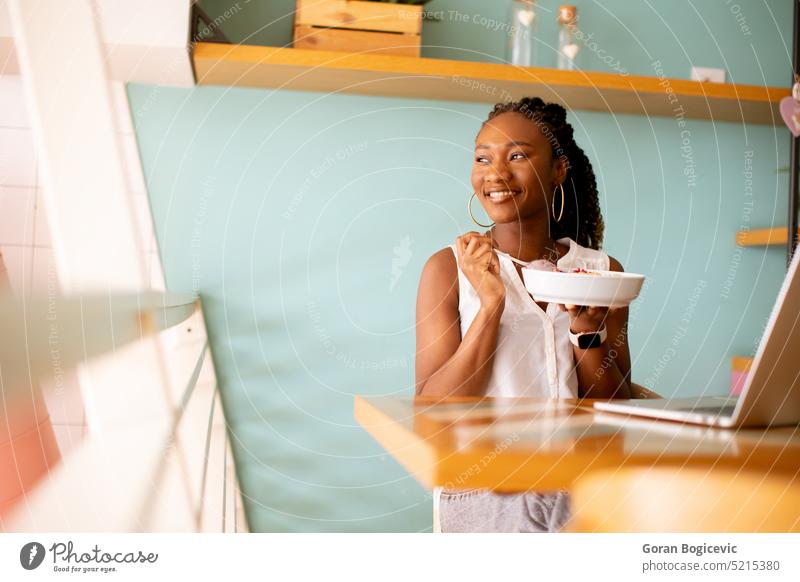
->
[468,191,494,228]
[551,183,565,223]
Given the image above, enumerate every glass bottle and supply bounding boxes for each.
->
[507,0,538,67]
[557,5,579,71]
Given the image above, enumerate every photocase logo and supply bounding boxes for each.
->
[390,235,413,291]
[20,542,46,570]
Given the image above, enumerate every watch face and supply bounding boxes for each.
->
[577,333,604,349]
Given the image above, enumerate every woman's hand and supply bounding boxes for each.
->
[559,304,618,333]
[455,232,505,310]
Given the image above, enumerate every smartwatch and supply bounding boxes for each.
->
[569,324,607,349]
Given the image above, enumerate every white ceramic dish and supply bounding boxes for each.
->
[521,268,646,308]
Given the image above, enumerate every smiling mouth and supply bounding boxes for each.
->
[485,190,521,203]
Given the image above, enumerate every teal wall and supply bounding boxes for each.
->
[131,0,794,531]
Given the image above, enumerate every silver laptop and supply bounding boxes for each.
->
[593,246,800,428]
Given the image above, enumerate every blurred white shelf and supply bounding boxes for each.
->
[0,291,196,392]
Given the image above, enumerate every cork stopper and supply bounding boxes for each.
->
[557,5,578,26]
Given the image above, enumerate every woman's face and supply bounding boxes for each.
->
[471,111,564,226]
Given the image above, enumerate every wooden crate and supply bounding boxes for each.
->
[293,0,423,57]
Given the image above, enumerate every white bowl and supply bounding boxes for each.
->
[521,268,645,308]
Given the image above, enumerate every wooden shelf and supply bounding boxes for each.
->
[193,42,789,125]
[736,227,800,246]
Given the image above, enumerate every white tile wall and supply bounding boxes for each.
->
[0,127,36,186]
[0,185,35,245]
[2,73,228,528]
[0,245,32,294]
[0,77,29,127]
[0,75,167,456]
[2,13,234,532]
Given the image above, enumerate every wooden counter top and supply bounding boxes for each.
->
[355,396,800,492]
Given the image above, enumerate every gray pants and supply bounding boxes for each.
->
[437,488,571,533]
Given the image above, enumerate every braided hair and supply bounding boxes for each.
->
[479,97,604,250]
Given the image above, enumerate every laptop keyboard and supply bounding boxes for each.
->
[675,405,737,417]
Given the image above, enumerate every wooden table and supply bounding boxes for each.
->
[355,396,800,492]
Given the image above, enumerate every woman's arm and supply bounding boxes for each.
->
[415,243,505,397]
[562,256,633,399]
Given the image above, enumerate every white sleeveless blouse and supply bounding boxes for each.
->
[448,237,610,399]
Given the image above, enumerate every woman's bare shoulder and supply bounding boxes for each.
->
[425,246,458,270]
[418,247,459,300]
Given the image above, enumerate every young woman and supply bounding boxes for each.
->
[414,97,632,533]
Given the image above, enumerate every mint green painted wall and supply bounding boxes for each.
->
[132,0,793,531]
